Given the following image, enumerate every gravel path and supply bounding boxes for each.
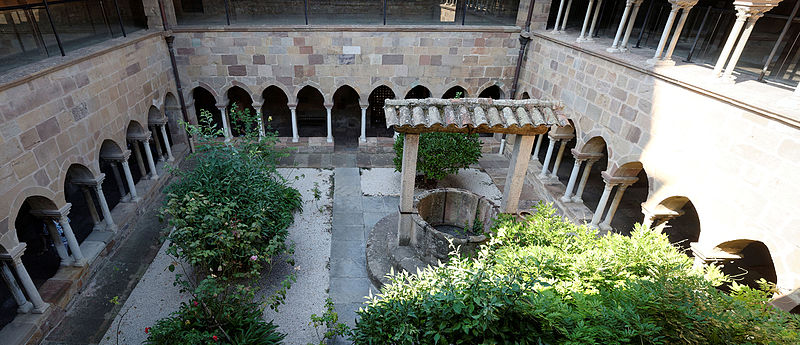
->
[99,168,333,345]
[360,168,502,203]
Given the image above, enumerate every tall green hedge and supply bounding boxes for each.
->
[394,132,483,182]
[352,204,800,344]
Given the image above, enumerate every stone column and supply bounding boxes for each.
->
[289,104,299,143]
[0,261,32,313]
[549,138,569,179]
[599,184,630,231]
[140,134,159,180]
[619,0,643,52]
[586,0,604,41]
[538,137,556,177]
[159,124,174,161]
[325,104,333,143]
[532,134,544,158]
[552,0,567,33]
[217,104,232,141]
[93,180,117,231]
[56,208,86,266]
[121,159,139,202]
[572,156,601,203]
[252,102,264,138]
[130,140,148,178]
[44,220,71,266]
[661,6,693,61]
[607,0,634,52]
[502,135,536,214]
[398,133,419,246]
[721,11,763,80]
[577,0,596,41]
[712,7,748,76]
[79,186,102,231]
[561,158,584,202]
[590,181,616,227]
[360,106,367,142]
[5,244,47,313]
[150,126,164,162]
[559,0,574,32]
[109,162,128,201]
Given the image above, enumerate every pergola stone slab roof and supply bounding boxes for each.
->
[384,98,569,134]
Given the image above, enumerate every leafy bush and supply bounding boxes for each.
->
[352,204,800,344]
[393,132,483,183]
[163,104,302,279]
[145,277,285,345]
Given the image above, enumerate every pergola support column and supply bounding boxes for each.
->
[501,135,536,214]
[397,133,419,246]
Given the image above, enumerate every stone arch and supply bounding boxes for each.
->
[296,85,327,137]
[332,85,362,149]
[366,85,396,137]
[191,86,223,137]
[147,105,164,124]
[404,85,432,99]
[477,83,505,99]
[442,85,469,99]
[126,120,147,138]
[8,187,61,235]
[293,81,325,105]
[646,196,702,254]
[190,81,219,102]
[328,82,365,106]
[261,85,292,137]
[258,83,293,105]
[54,155,98,195]
[713,239,779,290]
[221,81,256,105]
[63,164,101,243]
[225,85,258,137]
[520,91,531,100]
[369,81,400,101]
[604,161,649,235]
[577,135,607,154]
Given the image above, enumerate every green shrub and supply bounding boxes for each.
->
[145,277,285,345]
[393,132,483,183]
[163,105,302,279]
[352,204,800,344]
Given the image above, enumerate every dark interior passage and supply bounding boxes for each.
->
[332,85,361,151]
[442,86,468,99]
[262,86,292,137]
[192,87,223,137]
[405,85,431,99]
[720,241,778,291]
[610,168,649,235]
[296,86,327,137]
[226,87,258,137]
[367,86,396,137]
[478,85,504,99]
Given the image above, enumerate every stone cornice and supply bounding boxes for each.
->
[172,25,521,34]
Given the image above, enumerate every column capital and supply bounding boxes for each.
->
[215,103,227,110]
[324,103,333,109]
[548,132,575,141]
[0,242,27,262]
[601,171,638,186]
[733,0,781,17]
[29,203,72,221]
[127,131,152,142]
[668,0,697,9]
[150,117,168,126]
[252,102,262,108]
[71,173,106,187]
[690,242,742,264]
[570,148,604,162]
[287,103,297,109]
[101,149,132,162]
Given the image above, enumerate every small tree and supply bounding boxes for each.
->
[393,132,483,185]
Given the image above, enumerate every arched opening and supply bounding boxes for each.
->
[651,196,701,254]
[608,162,649,235]
[226,86,257,137]
[790,305,800,314]
[63,164,98,243]
[261,86,292,137]
[125,121,150,183]
[163,93,180,144]
[521,92,530,99]
[367,86,396,137]
[192,87,223,137]
[147,106,168,163]
[561,136,609,220]
[478,85,504,99]
[296,86,327,137]
[405,85,431,99]
[13,196,61,296]
[332,85,361,150]
[715,240,778,291]
[442,86,468,99]
[98,140,128,208]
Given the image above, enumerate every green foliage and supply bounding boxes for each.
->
[164,103,302,279]
[352,204,800,345]
[145,277,285,345]
[307,298,352,345]
[393,132,483,182]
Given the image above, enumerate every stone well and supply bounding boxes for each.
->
[410,188,498,265]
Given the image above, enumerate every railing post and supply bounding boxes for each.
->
[304,0,309,25]
[112,0,126,37]
[758,0,800,81]
[383,0,387,25]
[42,0,65,56]
[462,0,467,25]
[223,0,231,25]
[99,0,114,36]
[634,0,655,48]
[685,6,711,62]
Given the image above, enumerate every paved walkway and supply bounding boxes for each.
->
[329,167,397,343]
[278,153,394,168]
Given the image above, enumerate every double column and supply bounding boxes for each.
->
[713,2,778,81]
[552,0,575,34]
[103,150,139,202]
[560,149,604,203]
[538,131,575,180]
[1,243,48,314]
[30,204,87,266]
[607,0,644,53]
[288,103,300,142]
[360,105,368,143]
[216,104,233,141]
[577,0,604,41]
[150,117,174,162]
[589,172,638,231]
[72,174,117,232]
[129,132,158,180]
[325,103,333,143]
[647,0,698,65]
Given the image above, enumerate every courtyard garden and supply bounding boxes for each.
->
[99,105,800,345]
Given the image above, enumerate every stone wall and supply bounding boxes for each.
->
[518,32,800,291]
[172,27,520,114]
[0,32,178,251]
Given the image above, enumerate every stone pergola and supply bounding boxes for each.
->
[384,98,568,246]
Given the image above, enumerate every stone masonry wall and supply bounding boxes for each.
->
[172,28,520,111]
[518,32,800,291]
[0,32,177,251]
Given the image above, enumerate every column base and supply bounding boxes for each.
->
[292,137,299,143]
[31,303,49,314]
[559,195,573,203]
[599,223,613,231]
[73,259,88,267]
[105,224,118,232]
[17,301,32,314]
[326,137,333,143]
[359,137,366,143]
[92,224,104,231]
[167,157,175,162]
[571,196,583,203]
[551,30,561,34]
[149,174,160,180]
[716,74,737,84]
[60,258,75,267]
[606,47,622,53]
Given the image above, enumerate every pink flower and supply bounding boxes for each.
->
[212,335,218,341]
[250,255,258,261]
[193,300,198,306]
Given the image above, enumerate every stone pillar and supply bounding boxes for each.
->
[538,137,556,178]
[0,261,32,313]
[502,135,536,214]
[289,104,299,143]
[360,106,367,142]
[93,180,117,231]
[140,134,159,180]
[559,0,574,32]
[325,104,333,143]
[548,138,570,179]
[80,186,102,231]
[721,11,763,80]
[56,208,86,266]
[561,158,584,202]
[662,6,692,61]
[713,7,748,76]
[217,104,232,141]
[599,184,630,231]
[532,133,544,158]
[607,0,634,52]
[552,0,567,33]
[130,140,148,178]
[397,133,419,246]
[121,159,139,202]
[619,0,643,52]
[572,155,602,203]
[44,220,71,266]
[4,244,47,313]
[252,102,264,138]
[150,126,164,162]
[109,162,128,201]
[590,181,616,227]
[577,0,596,41]
[586,0,604,41]
[159,125,174,161]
